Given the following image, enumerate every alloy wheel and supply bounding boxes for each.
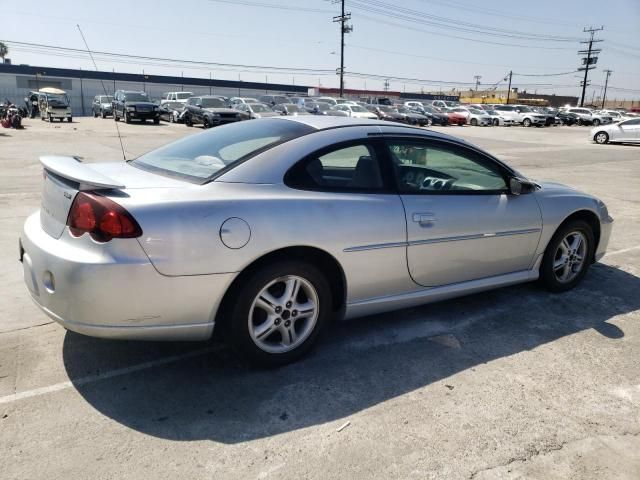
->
[248,275,319,354]
[553,231,587,283]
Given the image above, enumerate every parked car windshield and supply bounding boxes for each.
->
[176,92,193,100]
[200,98,226,108]
[350,106,368,112]
[131,119,313,182]
[250,103,271,112]
[124,93,149,102]
[99,96,113,103]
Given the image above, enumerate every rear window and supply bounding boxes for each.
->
[131,119,313,183]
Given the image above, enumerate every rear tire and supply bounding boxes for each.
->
[593,119,600,126]
[124,112,131,124]
[493,118,499,126]
[470,118,478,126]
[227,260,332,366]
[539,220,594,293]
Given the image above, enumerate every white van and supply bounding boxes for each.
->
[161,92,194,105]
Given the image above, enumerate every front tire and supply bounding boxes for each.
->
[470,118,478,126]
[493,118,500,126]
[594,132,609,144]
[592,119,600,126]
[523,118,532,127]
[539,220,594,293]
[228,260,332,366]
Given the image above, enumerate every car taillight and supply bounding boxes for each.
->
[67,192,142,242]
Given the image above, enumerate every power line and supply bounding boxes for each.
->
[356,14,575,50]
[2,40,337,75]
[348,0,580,42]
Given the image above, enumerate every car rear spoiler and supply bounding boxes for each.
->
[40,155,125,191]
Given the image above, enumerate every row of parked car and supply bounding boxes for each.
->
[91,91,639,131]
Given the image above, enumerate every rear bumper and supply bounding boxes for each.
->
[20,212,235,341]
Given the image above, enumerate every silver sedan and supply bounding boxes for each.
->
[591,118,640,144]
[20,117,613,365]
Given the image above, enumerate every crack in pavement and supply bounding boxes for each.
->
[468,431,640,479]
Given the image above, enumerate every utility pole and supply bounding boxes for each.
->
[474,75,482,93]
[383,79,390,92]
[505,71,513,104]
[578,26,603,107]
[601,69,612,109]
[333,0,352,98]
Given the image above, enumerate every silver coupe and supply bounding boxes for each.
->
[20,117,613,365]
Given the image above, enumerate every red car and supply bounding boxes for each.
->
[444,109,467,126]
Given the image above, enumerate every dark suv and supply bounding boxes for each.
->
[113,90,160,124]
[183,96,246,128]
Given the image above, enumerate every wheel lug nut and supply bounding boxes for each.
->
[274,318,281,325]
[284,320,291,327]
[275,306,282,313]
[292,310,298,317]
[286,301,292,308]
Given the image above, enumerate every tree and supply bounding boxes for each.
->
[0,42,7,63]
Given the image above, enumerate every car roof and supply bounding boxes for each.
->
[273,116,462,141]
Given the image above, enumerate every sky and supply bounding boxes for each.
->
[2,0,639,100]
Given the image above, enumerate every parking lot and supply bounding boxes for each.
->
[1,119,639,479]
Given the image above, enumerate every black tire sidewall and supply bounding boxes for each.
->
[540,220,595,292]
[228,260,332,366]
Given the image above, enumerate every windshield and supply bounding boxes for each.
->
[285,104,301,112]
[250,104,271,112]
[201,98,226,108]
[124,93,149,102]
[132,119,313,182]
[99,96,113,103]
[176,92,193,100]
[273,96,289,104]
[351,106,368,112]
[46,93,69,107]
[379,106,393,112]
[518,106,532,112]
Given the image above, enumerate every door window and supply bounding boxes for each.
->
[387,140,508,194]
[285,143,385,192]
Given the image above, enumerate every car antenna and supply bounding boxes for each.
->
[76,24,127,161]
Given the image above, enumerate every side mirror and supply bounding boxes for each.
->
[509,177,523,196]
[195,103,202,108]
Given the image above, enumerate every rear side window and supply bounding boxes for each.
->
[132,119,313,183]
[285,142,386,192]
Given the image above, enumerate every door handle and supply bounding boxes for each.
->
[412,213,437,226]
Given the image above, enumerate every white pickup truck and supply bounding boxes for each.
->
[160,92,194,105]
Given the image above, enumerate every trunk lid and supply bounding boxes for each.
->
[39,156,186,238]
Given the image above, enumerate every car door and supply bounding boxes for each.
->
[614,119,640,141]
[384,137,542,287]
[284,139,408,301]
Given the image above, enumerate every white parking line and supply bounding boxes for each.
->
[0,346,219,405]
[606,245,640,256]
